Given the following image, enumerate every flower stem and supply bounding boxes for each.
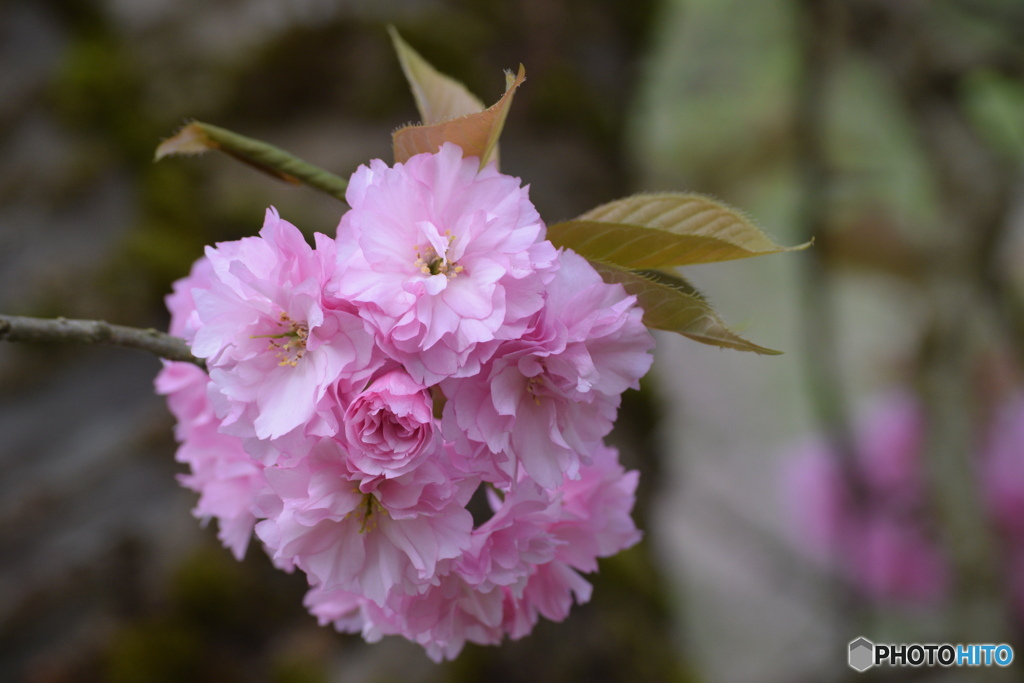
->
[155,120,349,202]
[0,314,204,369]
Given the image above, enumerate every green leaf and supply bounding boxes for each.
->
[589,260,781,354]
[548,193,808,268]
[388,26,486,125]
[633,268,709,302]
[392,64,526,170]
[155,121,349,202]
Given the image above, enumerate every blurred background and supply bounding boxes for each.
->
[2,0,1024,681]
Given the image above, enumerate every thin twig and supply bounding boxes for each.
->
[0,314,204,369]
[156,120,350,203]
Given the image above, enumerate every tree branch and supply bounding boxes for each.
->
[0,314,204,369]
[155,121,349,203]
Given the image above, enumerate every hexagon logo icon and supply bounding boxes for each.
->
[848,637,875,672]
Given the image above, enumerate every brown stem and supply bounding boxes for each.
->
[0,314,204,369]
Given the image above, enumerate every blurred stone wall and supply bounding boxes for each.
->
[634,1,1024,681]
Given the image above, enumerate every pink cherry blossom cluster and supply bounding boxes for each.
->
[783,391,1024,613]
[156,143,654,660]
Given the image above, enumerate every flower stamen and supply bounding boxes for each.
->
[413,232,464,279]
[526,376,544,406]
[346,493,387,533]
[252,312,309,367]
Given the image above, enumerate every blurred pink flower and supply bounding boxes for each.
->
[983,393,1024,539]
[783,392,950,603]
[854,518,949,603]
[982,393,1024,616]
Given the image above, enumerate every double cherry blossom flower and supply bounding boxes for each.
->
[157,143,654,659]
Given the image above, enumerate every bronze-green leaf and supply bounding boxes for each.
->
[154,121,217,158]
[589,260,781,354]
[155,121,349,202]
[388,26,486,125]
[393,65,526,169]
[548,193,808,268]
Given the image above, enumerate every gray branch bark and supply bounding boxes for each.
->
[0,314,204,369]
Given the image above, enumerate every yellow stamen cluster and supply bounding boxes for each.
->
[254,312,309,367]
[346,492,387,533]
[526,376,544,406]
[413,231,464,279]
